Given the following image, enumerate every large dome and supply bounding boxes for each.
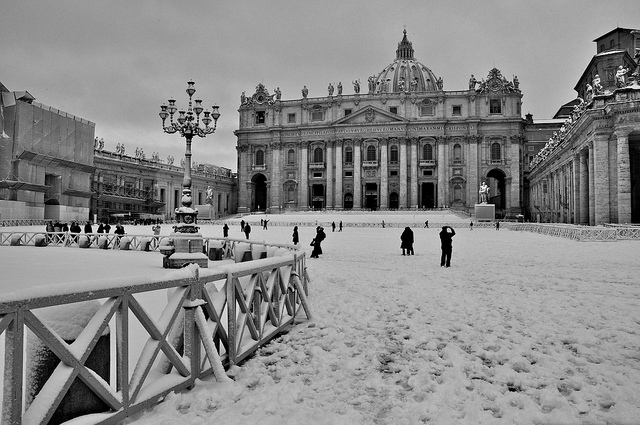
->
[369,30,440,94]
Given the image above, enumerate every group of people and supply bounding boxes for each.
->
[399,225,456,267]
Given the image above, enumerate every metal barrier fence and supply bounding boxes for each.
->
[509,223,640,241]
[0,251,311,424]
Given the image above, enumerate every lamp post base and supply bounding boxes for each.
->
[160,232,209,269]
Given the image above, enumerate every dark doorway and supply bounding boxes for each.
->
[344,193,353,210]
[486,169,506,211]
[252,173,267,211]
[365,183,378,210]
[389,192,399,209]
[421,182,435,208]
[311,184,325,210]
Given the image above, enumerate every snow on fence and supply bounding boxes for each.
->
[0,252,312,424]
[0,231,299,260]
[508,223,640,241]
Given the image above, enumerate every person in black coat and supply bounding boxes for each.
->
[97,223,104,233]
[244,223,251,239]
[439,226,456,267]
[84,221,93,234]
[292,226,299,245]
[400,227,414,255]
[223,223,229,237]
[240,220,245,232]
[103,223,111,233]
[310,226,326,258]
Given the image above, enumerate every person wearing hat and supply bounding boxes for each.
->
[310,226,326,258]
[439,226,456,267]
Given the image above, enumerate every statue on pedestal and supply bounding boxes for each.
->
[479,181,490,204]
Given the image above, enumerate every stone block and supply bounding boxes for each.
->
[475,204,495,221]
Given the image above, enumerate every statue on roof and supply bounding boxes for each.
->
[275,87,281,100]
[616,65,629,88]
[437,77,443,90]
[410,77,418,92]
[368,76,376,94]
[469,75,477,90]
[302,85,308,98]
[337,82,342,95]
[328,83,334,96]
[353,79,360,94]
[593,74,604,95]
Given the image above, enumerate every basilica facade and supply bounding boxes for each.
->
[235,31,525,216]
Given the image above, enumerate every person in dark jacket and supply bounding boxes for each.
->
[439,226,456,267]
[103,222,111,233]
[292,226,299,245]
[240,220,245,232]
[310,226,326,258]
[244,223,251,239]
[223,223,229,237]
[84,221,93,234]
[400,226,414,255]
[97,223,104,233]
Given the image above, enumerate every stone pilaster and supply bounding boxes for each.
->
[380,138,388,209]
[588,142,595,225]
[468,135,478,207]
[326,140,334,209]
[399,138,407,208]
[437,136,446,208]
[615,129,632,223]
[335,140,343,209]
[269,141,281,211]
[237,145,250,213]
[509,135,521,214]
[572,154,580,224]
[410,138,418,208]
[299,142,309,208]
[353,138,362,209]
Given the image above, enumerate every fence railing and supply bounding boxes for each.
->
[509,223,640,241]
[0,251,311,425]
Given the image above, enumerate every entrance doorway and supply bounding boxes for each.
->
[421,182,436,208]
[365,183,378,210]
[343,193,353,210]
[389,192,399,209]
[311,184,325,210]
[630,133,640,223]
[486,169,506,211]
[252,173,267,211]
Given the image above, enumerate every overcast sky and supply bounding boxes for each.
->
[2,1,640,172]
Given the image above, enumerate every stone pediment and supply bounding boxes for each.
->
[333,105,409,126]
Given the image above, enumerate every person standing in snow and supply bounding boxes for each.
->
[439,225,456,267]
[310,226,326,258]
[339,221,343,232]
[244,223,251,239]
[240,220,245,232]
[292,226,299,245]
[400,226,414,255]
[495,221,500,231]
[469,221,474,231]
[331,221,336,232]
[223,223,229,237]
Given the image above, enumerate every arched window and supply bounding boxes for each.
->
[423,144,433,161]
[345,146,353,164]
[390,145,399,162]
[313,147,323,163]
[287,186,295,202]
[366,145,376,161]
[287,149,295,165]
[491,142,501,162]
[255,149,264,166]
[453,144,462,163]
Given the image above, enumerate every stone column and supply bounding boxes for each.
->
[593,133,610,225]
[237,145,250,213]
[410,138,418,208]
[468,136,478,207]
[380,138,388,210]
[572,154,580,224]
[587,142,595,225]
[509,135,521,214]
[335,140,343,209]
[299,142,309,208]
[326,140,334,209]
[269,141,281,211]
[437,136,446,208]
[353,138,362,210]
[615,129,632,223]
[399,138,407,208]
[580,148,590,225]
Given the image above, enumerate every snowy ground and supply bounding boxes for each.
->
[2,212,640,424]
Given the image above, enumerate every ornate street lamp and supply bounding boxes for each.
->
[158,81,220,268]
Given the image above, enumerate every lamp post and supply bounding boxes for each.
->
[158,81,220,268]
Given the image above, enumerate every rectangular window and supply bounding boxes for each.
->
[160,188,166,202]
[313,172,323,178]
[311,111,324,121]
[452,105,462,116]
[390,170,398,176]
[344,171,353,177]
[420,105,434,116]
[489,99,501,114]
[528,146,535,152]
[287,113,296,123]
[255,111,265,124]
[344,109,352,116]
[422,170,433,176]
[389,106,398,114]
